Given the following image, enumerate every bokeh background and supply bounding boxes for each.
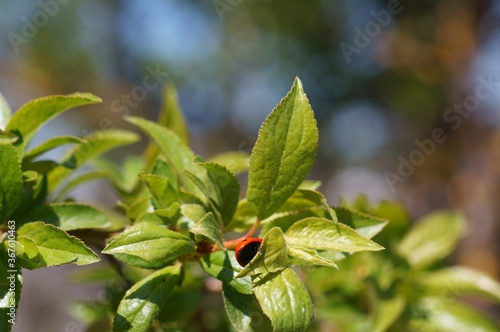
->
[1,0,499,330]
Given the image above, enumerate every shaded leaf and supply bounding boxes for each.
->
[114,264,181,332]
[222,283,254,332]
[0,143,23,220]
[0,245,22,332]
[18,202,110,231]
[201,250,252,294]
[194,162,240,225]
[190,212,225,250]
[139,173,177,209]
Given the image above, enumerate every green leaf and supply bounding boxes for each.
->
[237,227,288,278]
[23,160,69,174]
[225,199,258,232]
[154,202,180,220]
[23,135,86,160]
[48,129,140,190]
[70,301,110,325]
[151,158,178,192]
[0,143,23,220]
[194,162,240,225]
[158,83,189,144]
[17,221,100,268]
[262,207,330,235]
[123,195,152,221]
[262,189,336,234]
[398,210,466,268]
[208,151,250,175]
[103,223,196,264]
[201,250,252,294]
[334,207,388,239]
[0,92,12,130]
[247,77,318,219]
[201,250,265,332]
[374,200,411,237]
[18,202,110,231]
[114,264,181,332]
[0,131,18,145]
[190,212,225,250]
[416,267,500,302]
[298,180,321,190]
[287,246,338,268]
[276,189,332,214]
[410,297,499,332]
[125,116,203,195]
[6,93,101,152]
[139,173,177,209]
[70,264,122,284]
[222,283,254,332]
[53,170,112,201]
[253,267,314,332]
[180,204,207,223]
[285,217,384,252]
[371,296,405,332]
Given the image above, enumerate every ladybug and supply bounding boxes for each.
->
[235,238,263,267]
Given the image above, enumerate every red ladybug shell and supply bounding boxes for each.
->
[235,238,262,267]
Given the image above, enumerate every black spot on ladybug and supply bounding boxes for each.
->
[235,238,262,267]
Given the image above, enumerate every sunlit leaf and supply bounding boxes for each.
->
[208,152,250,175]
[0,93,12,131]
[23,135,86,161]
[285,217,384,252]
[253,267,314,332]
[247,77,318,219]
[416,267,500,302]
[237,227,288,278]
[398,211,466,268]
[17,222,100,268]
[103,222,196,265]
[6,93,101,153]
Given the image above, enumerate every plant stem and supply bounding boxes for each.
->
[222,219,261,250]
